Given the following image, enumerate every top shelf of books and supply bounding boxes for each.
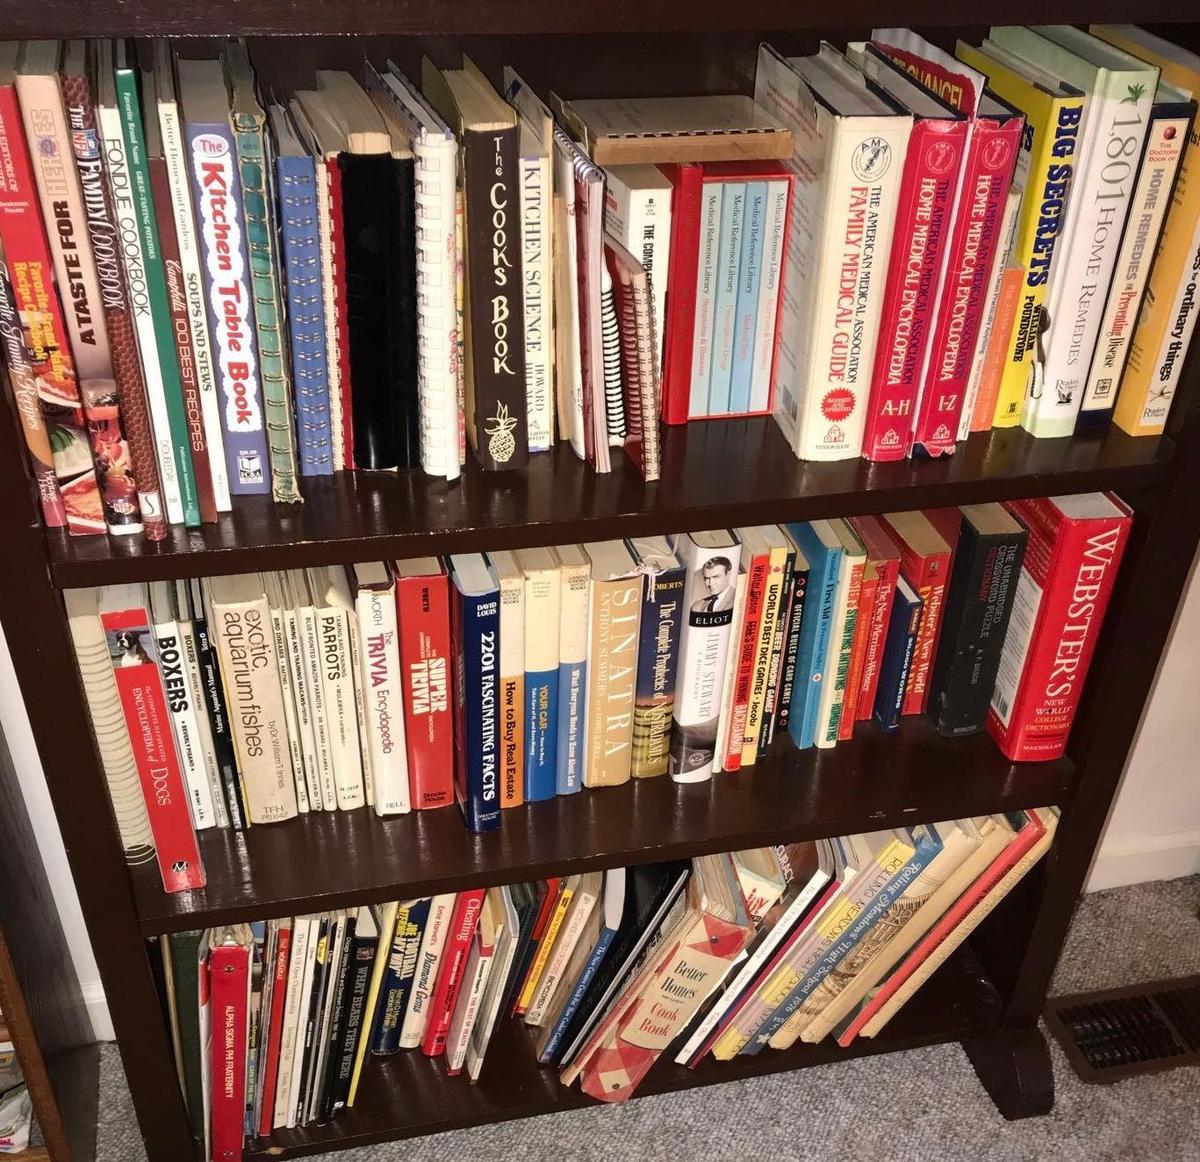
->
[47,418,1170,587]
[6,1,1194,37]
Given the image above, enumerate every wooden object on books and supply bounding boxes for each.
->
[0,14,1196,1162]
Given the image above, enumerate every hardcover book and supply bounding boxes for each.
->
[928,504,1028,736]
[754,44,913,461]
[555,546,591,795]
[448,554,502,831]
[515,547,561,802]
[423,57,528,472]
[177,57,271,494]
[874,576,923,732]
[1080,81,1194,427]
[659,162,704,426]
[583,540,643,787]
[988,25,1157,439]
[395,557,454,809]
[847,515,902,721]
[988,494,1131,761]
[207,928,251,1161]
[669,530,743,782]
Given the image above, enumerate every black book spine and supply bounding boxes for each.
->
[387,156,420,469]
[874,586,923,733]
[189,581,246,830]
[774,564,809,735]
[929,521,1028,737]
[760,549,796,753]
[342,152,403,469]
[317,915,358,1124]
[329,932,377,1116]
[295,915,330,1125]
[464,124,527,471]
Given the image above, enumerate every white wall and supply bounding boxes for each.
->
[1087,551,1200,891]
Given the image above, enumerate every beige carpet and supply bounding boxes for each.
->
[98,875,1200,1161]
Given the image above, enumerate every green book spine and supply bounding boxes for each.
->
[114,67,201,527]
[166,930,205,1144]
[230,110,301,503]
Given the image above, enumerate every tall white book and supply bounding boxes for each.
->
[754,43,912,460]
[262,571,310,813]
[368,62,461,480]
[279,570,325,811]
[353,562,411,816]
[152,42,230,510]
[988,25,1158,438]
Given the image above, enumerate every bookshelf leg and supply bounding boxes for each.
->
[962,1025,1054,1120]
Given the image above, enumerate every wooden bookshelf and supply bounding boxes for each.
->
[0,11,1197,1162]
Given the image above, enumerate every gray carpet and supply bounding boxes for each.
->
[99,876,1200,1161]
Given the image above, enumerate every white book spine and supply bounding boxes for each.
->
[268,603,310,813]
[748,180,790,413]
[97,100,183,523]
[1082,108,1190,417]
[447,942,494,1074]
[603,172,672,377]
[176,613,228,828]
[525,889,598,1026]
[151,614,216,829]
[413,134,461,480]
[316,608,365,810]
[313,164,344,471]
[520,153,554,451]
[345,611,375,808]
[157,95,230,509]
[399,893,456,1049]
[688,182,724,417]
[301,604,337,810]
[553,144,585,459]
[283,604,324,811]
[1024,81,1154,437]
[755,50,911,460]
[211,594,299,823]
[356,585,411,816]
[467,920,520,1081]
[275,916,313,1129]
[960,185,1022,439]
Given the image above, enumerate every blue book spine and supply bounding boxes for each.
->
[784,524,841,750]
[185,119,271,494]
[369,898,431,1055]
[555,659,587,795]
[630,565,685,778]
[742,828,944,1055]
[728,182,766,414]
[538,924,618,1064]
[451,585,501,832]
[276,154,332,476]
[874,584,923,732]
[706,182,746,415]
[525,667,559,802]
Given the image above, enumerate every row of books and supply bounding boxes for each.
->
[7,26,1198,542]
[161,810,1058,1158]
[69,494,1127,896]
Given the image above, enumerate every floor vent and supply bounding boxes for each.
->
[1045,974,1200,1083]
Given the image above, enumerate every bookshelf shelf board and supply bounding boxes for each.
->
[132,718,1071,935]
[48,421,1170,589]
[4,0,1196,37]
[247,946,998,1158]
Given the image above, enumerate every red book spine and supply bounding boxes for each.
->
[856,558,900,721]
[150,158,216,523]
[838,571,877,738]
[912,116,1022,457]
[256,924,292,1138]
[862,119,967,461]
[724,552,768,771]
[987,498,1131,762]
[396,571,454,808]
[421,889,484,1057]
[837,811,1047,1047]
[100,604,204,891]
[0,83,104,536]
[324,159,354,471]
[209,940,250,1162]
[660,164,703,426]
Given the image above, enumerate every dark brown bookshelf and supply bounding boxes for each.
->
[47,419,1172,588]
[131,718,1072,935]
[0,11,1197,1162]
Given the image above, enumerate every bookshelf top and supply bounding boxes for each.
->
[47,420,1171,588]
[3,1,1196,37]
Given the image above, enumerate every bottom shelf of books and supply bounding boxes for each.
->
[159,811,1056,1159]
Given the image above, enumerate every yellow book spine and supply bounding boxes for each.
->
[740,545,788,766]
[955,43,1086,427]
[710,962,799,1061]
[517,884,574,1013]
[347,903,400,1106]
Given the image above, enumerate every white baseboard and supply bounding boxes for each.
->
[1087,828,1200,892]
[82,979,113,1042]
